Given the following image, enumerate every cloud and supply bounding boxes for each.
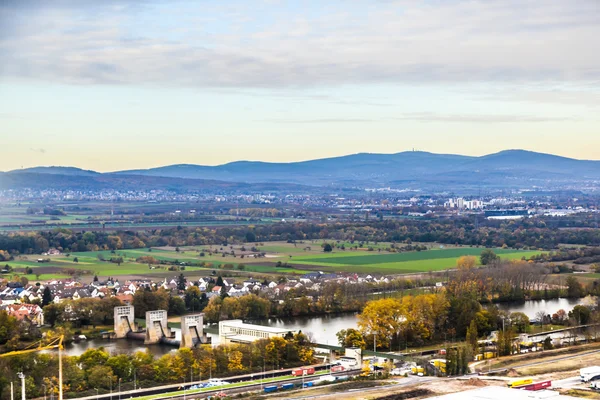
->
[264,118,376,123]
[393,112,576,123]
[0,0,599,88]
[263,112,575,124]
[29,148,46,154]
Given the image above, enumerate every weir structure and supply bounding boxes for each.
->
[180,313,210,348]
[113,306,135,338]
[112,306,210,347]
[145,310,174,344]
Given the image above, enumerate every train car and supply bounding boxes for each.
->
[282,383,295,390]
[263,386,278,393]
[331,365,346,373]
[508,378,533,388]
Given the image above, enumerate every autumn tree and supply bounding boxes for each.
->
[466,319,478,353]
[457,255,477,270]
[336,329,367,350]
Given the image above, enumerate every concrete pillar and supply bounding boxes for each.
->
[180,313,207,348]
[114,306,135,339]
[144,310,168,344]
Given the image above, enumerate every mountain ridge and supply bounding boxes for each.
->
[4,150,600,191]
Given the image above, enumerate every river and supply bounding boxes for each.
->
[61,298,592,356]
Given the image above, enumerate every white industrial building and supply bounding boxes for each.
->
[218,319,296,344]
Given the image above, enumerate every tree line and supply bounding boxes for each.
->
[0,333,314,399]
[2,216,600,256]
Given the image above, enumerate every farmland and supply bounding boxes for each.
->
[290,246,540,274]
[0,240,543,283]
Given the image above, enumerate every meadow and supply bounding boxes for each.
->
[1,240,543,283]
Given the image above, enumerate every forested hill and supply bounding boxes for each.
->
[4,150,600,191]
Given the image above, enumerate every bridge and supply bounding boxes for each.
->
[312,342,408,361]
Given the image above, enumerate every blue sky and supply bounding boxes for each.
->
[1,0,599,171]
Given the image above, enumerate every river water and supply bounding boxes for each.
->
[61,298,592,357]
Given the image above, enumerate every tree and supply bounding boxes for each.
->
[323,243,333,253]
[0,311,18,344]
[456,256,477,270]
[358,298,403,350]
[168,296,186,316]
[245,232,256,243]
[42,286,53,307]
[73,257,79,263]
[535,310,547,332]
[44,303,64,328]
[177,273,186,291]
[569,305,591,325]
[216,275,224,287]
[480,249,499,265]
[510,312,530,333]
[465,319,478,353]
[132,288,169,318]
[336,329,366,350]
[87,365,116,390]
[566,276,584,298]
[227,350,244,372]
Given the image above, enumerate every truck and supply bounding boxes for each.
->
[263,386,278,393]
[292,366,315,376]
[516,380,552,391]
[507,378,533,388]
[581,366,600,382]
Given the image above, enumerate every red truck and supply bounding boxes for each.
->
[292,367,316,376]
[518,381,552,391]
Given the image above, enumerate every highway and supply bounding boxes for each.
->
[71,364,347,400]
[285,376,436,400]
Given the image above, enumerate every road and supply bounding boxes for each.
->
[280,376,436,400]
[71,365,350,400]
[488,348,600,374]
[552,376,582,389]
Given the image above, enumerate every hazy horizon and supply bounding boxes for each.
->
[1,0,599,172]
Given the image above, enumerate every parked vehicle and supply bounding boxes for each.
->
[318,375,337,383]
[518,381,552,391]
[581,366,600,382]
[507,378,533,388]
[292,366,316,376]
[331,365,346,373]
[263,386,278,393]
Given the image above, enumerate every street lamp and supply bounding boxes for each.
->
[17,373,25,400]
[42,384,47,400]
[118,378,121,400]
[94,388,99,400]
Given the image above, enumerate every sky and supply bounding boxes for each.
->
[0,0,599,172]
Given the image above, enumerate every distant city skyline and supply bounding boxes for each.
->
[1,0,599,172]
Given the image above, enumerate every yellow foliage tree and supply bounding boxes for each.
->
[456,255,477,270]
[227,350,245,372]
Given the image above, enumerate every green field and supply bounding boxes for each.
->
[291,247,540,274]
[1,241,543,283]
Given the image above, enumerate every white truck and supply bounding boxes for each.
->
[580,366,600,382]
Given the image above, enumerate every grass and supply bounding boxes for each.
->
[4,242,543,281]
[302,248,536,265]
[290,248,541,274]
